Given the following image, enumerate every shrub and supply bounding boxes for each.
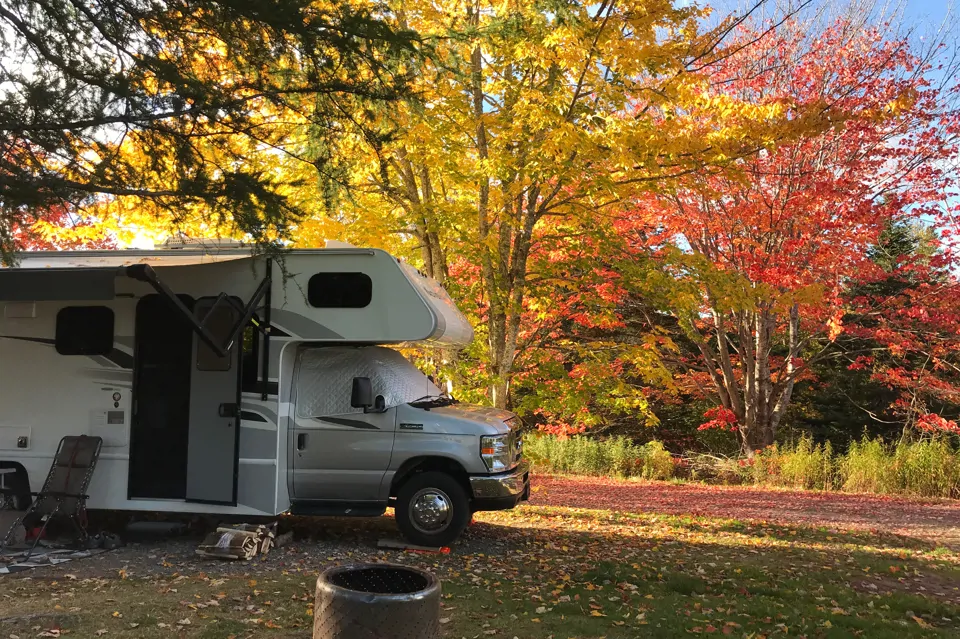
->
[639,441,675,480]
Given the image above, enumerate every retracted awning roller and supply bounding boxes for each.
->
[0,263,272,358]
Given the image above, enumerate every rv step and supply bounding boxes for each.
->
[289,502,386,518]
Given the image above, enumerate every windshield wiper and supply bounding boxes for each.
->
[411,393,442,402]
[409,394,458,407]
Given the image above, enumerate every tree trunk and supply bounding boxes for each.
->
[732,307,783,455]
[466,5,503,407]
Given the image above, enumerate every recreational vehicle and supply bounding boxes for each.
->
[0,242,529,546]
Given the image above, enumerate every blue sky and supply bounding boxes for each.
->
[703,0,954,32]
[901,0,951,25]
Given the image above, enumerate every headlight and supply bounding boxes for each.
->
[480,434,513,472]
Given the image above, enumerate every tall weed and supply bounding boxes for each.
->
[758,437,837,490]
[842,437,893,494]
[527,432,960,498]
[523,434,674,480]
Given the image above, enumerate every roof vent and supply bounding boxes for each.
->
[156,234,244,250]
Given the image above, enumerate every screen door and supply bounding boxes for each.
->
[185,297,241,504]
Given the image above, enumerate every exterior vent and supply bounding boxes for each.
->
[156,235,244,250]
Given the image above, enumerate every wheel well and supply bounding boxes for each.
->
[390,457,471,498]
[0,462,31,510]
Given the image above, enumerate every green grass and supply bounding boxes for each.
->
[2,504,959,638]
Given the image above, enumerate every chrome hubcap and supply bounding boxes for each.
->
[410,489,452,534]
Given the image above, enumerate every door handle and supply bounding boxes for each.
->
[297,433,307,451]
[219,403,239,418]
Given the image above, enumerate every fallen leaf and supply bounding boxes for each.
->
[912,616,932,628]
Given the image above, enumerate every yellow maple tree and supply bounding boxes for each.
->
[329,0,813,407]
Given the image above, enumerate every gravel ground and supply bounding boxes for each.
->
[7,511,515,581]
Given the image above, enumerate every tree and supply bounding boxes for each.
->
[337,0,810,409]
[843,221,960,438]
[4,203,115,250]
[627,18,960,453]
[0,0,419,261]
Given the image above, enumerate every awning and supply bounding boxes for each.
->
[0,268,119,301]
[0,263,271,359]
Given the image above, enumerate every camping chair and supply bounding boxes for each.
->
[2,435,102,559]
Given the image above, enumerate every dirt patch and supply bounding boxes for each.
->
[4,511,516,581]
[530,474,960,548]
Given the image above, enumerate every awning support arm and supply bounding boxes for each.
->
[260,258,273,401]
[124,264,270,357]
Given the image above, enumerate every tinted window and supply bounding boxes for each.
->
[196,304,235,371]
[56,306,114,355]
[308,272,372,308]
[241,322,260,391]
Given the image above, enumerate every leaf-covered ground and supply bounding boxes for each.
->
[1,475,959,638]
[532,475,960,548]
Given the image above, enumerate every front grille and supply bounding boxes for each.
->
[503,416,523,467]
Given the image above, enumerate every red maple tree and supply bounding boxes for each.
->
[621,19,960,452]
[5,203,115,255]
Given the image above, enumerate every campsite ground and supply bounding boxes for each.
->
[2,475,960,638]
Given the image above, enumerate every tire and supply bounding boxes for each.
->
[395,472,471,547]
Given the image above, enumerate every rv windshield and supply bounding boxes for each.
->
[296,347,442,417]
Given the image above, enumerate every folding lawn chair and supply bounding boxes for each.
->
[1,435,102,559]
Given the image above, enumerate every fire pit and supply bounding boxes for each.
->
[314,563,441,638]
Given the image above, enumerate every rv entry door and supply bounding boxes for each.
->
[186,297,242,505]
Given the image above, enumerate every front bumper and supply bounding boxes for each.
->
[469,461,530,511]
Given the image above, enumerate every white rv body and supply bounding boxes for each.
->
[0,246,474,518]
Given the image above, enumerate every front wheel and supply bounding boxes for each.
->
[395,472,471,547]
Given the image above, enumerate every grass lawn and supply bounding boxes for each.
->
[2,485,960,638]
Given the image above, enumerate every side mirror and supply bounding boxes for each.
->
[351,377,374,409]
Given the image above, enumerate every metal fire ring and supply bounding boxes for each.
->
[314,563,441,639]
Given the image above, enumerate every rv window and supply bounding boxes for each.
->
[196,304,235,371]
[55,306,114,356]
[307,272,372,308]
